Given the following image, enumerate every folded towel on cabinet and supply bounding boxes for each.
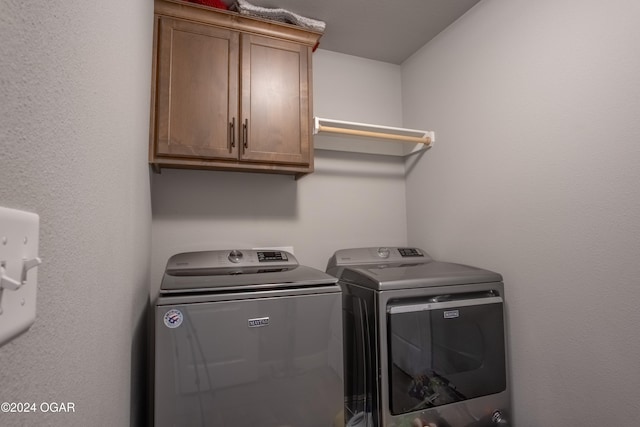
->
[231,0,326,33]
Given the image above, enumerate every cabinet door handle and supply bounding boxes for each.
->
[242,118,249,153]
[229,117,236,152]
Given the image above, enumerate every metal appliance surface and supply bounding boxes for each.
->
[155,249,344,427]
[327,247,510,427]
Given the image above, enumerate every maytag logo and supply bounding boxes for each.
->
[248,317,270,328]
[444,310,460,319]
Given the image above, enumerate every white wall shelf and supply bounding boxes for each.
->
[313,117,434,157]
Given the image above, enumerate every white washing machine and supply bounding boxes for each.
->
[327,247,510,427]
[155,249,344,427]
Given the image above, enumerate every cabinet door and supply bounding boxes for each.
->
[240,34,311,166]
[155,17,239,160]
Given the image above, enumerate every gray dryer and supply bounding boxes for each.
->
[327,247,510,427]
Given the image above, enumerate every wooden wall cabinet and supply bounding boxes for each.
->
[149,0,322,177]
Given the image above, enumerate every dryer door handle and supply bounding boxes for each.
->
[387,296,503,314]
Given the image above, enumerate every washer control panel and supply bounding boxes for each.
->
[166,249,296,274]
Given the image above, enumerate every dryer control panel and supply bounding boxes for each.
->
[326,247,432,275]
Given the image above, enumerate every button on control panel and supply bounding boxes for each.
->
[257,251,288,262]
[398,248,424,257]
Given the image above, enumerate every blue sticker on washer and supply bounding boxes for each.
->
[164,309,183,328]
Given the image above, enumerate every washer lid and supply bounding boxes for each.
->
[339,261,503,291]
[160,249,337,294]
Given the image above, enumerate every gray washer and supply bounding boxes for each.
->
[155,249,344,427]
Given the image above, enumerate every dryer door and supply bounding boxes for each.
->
[387,293,506,415]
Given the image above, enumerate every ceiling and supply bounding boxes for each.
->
[234,0,481,64]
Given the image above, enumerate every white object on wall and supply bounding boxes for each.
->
[313,116,434,157]
[0,206,41,347]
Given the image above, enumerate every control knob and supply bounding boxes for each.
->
[228,250,244,263]
[377,247,391,258]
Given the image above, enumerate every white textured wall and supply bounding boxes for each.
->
[402,0,640,425]
[0,1,153,426]
[150,49,407,293]
[313,50,403,125]
[313,50,407,156]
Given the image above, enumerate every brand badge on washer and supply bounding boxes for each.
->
[444,310,460,319]
[164,309,184,328]
[248,317,270,328]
